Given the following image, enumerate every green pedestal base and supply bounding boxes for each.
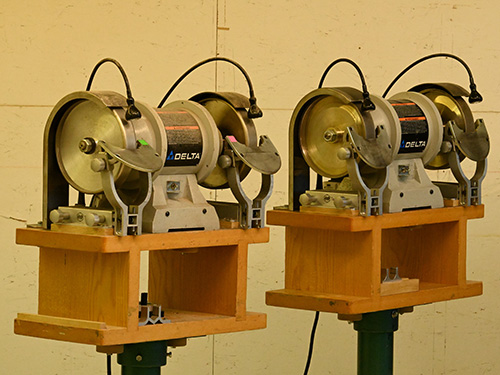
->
[354,310,399,375]
[117,341,168,375]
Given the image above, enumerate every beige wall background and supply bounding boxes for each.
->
[1,0,499,374]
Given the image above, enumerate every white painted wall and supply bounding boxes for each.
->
[1,1,499,374]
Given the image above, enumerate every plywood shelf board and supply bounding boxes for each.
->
[16,227,270,253]
[268,205,484,232]
[266,281,482,315]
[15,310,266,346]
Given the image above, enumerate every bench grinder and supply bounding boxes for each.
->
[290,55,488,216]
[43,58,281,235]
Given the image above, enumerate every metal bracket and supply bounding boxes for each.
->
[90,140,163,235]
[99,140,163,172]
[382,267,402,283]
[346,125,393,169]
[444,119,489,205]
[225,134,281,175]
[139,304,170,326]
[223,135,280,228]
[95,151,153,236]
[226,163,273,229]
[338,125,392,216]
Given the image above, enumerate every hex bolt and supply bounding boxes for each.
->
[79,137,96,154]
[323,129,337,142]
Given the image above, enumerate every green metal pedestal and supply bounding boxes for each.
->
[353,309,399,375]
[117,341,168,375]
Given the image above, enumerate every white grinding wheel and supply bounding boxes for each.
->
[55,94,130,194]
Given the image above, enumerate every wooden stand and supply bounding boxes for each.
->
[15,227,268,347]
[266,205,483,315]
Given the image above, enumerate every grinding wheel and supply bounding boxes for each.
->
[54,91,166,195]
[413,86,474,169]
[191,93,258,188]
[298,92,365,179]
[55,97,130,194]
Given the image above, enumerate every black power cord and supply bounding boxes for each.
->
[107,354,112,375]
[318,58,375,112]
[382,52,483,103]
[303,311,320,375]
[86,57,142,120]
[157,56,263,118]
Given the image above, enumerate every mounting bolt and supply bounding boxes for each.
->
[79,137,96,154]
[167,181,180,193]
[323,129,337,142]
[136,355,142,362]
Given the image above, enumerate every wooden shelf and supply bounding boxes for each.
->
[266,206,484,315]
[15,310,266,346]
[266,282,482,315]
[15,227,269,346]
[268,205,484,232]
[16,227,269,253]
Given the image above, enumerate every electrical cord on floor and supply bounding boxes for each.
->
[303,311,320,375]
[107,354,112,375]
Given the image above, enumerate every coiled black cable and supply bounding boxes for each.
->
[318,58,375,112]
[382,52,482,103]
[86,57,141,120]
[157,56,263,118]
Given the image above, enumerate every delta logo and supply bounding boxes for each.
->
[167,151,201,161]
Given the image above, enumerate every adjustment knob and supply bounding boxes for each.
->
[49,209,70,224]
[91,158,106,172]
[218,154,232,169]
[85,213,106,227]
[337,147,352,160]
[299,193,318,206]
